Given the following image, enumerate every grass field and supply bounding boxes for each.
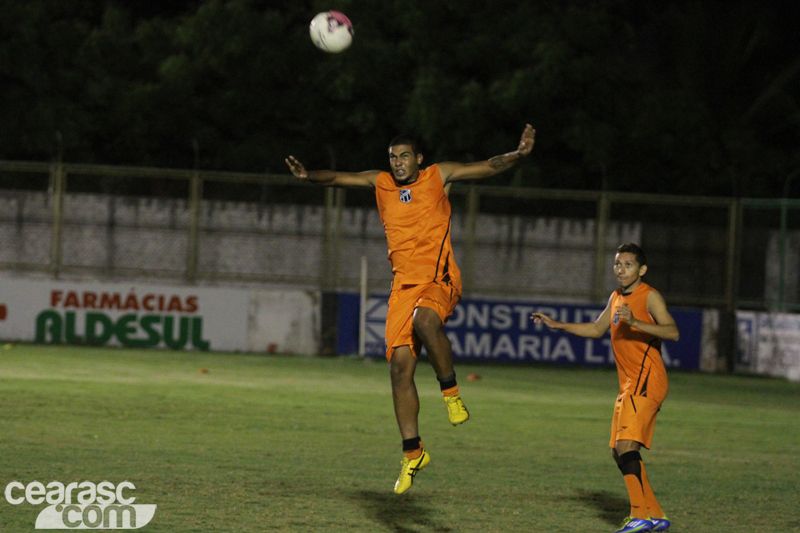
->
[1,344,798,532]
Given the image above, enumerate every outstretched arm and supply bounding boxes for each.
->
[285,155,378,188]
[531,294,613,339]
[439,124,535,184]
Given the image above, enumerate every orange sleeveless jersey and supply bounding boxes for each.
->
[375,164,462,290]
[609,282,668,399]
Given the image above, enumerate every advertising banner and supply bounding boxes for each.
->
[0,278,249,351]
[736,310,800,381]
[337,294,705,369]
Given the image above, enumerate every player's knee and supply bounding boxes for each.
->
[390,366,410,386]
[412,308,441,338]
[389,349,415,381]
[614,439,641,456]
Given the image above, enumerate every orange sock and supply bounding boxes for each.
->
[442,385,459,397]
[404,446,423,460]
[619,451,649,520]
[640,460,665,518]
[402,436,422,460]
[622,474,649,519]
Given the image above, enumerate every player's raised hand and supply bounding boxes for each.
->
[285,156,309,179]
[530,312,557,329]
[518,124,536,157]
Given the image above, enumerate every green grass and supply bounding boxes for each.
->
[1,344,798,532]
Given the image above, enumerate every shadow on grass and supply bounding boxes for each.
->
[353,490,454,533]
[571,489,628,526]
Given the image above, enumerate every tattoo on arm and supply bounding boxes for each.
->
[489,155,510,171]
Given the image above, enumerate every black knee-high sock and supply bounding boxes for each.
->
[437,373,457,391]
[618,451,643,480]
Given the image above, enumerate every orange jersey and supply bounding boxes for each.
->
[375,164,462,289]
[609,282,668,400]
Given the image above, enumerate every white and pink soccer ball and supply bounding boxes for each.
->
[309,11,354,53]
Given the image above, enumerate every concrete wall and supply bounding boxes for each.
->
[0,190,641,299]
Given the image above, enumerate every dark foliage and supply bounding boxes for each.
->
[1,0,798,197]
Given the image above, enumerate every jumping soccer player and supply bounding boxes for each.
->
[531,243,678,533]
[286,124,535,493]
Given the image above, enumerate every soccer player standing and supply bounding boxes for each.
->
[286,124,535,493]
[532,243,678,533]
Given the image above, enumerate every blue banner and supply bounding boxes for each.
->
[336,294,703,369]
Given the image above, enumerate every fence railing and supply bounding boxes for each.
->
[1,159,799,313]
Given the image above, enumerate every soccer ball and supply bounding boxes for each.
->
[309,11,353,53]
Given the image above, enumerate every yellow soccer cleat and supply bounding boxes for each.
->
[443,394,470,425]
[393,449,431,494]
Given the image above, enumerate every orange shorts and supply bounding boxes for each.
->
[609,393,664,450]
[384,282,461,361]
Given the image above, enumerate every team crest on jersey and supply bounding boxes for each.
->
[399,188,412,203]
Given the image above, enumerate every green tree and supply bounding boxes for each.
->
[617,1,800,196]
[0,0,103,163]
[1,0,798,199]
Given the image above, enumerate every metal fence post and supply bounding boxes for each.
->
[725,197,742,313]
[322,187,336,290]
[333,188,345,289]
[186,172,202,283]
[778,197,788,311]
[48,161,65,279]
[463,185,479,297]
[719,197,743,373]
[592,192,611,302]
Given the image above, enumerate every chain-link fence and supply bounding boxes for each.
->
[2,160,799,313]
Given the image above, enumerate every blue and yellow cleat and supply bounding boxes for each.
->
[650,517,670,532]
[614,517,654,533]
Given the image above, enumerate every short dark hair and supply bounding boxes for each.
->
[389,135,421,156]
[616,243,646,266]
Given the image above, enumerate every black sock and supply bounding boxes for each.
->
[402,436,422,452]
[437,373,457,391]
[618,451,643,483]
